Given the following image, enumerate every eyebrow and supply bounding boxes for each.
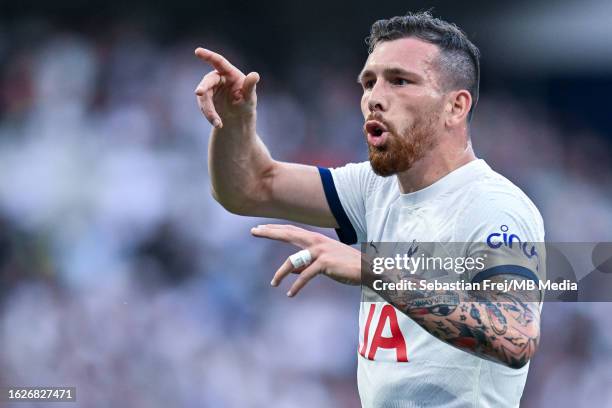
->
[357,66,423,84]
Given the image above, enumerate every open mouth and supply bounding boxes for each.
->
[365,120,389,147]
[365,121,387,137]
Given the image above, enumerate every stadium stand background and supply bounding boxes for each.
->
[1,1,612,406]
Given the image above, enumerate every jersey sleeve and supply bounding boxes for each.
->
[454,189,546,286]
[318,161,373,244]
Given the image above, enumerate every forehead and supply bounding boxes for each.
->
[362,37,440,77]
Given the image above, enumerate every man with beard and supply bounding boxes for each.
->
[194,11,544,408]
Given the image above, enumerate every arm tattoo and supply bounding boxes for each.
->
[372,273,541,369]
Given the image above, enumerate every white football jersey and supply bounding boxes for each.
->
[318,159,545,408]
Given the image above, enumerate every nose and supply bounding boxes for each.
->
[368,99,384,112]
[367,82,387,112]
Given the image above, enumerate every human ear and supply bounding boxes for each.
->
[446,90,472,127]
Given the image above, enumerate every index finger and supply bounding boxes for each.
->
[194,47,242,78]
[250,225,314,248]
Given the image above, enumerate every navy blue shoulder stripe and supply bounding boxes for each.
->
[318,167,358,245]
[471,265,540,284]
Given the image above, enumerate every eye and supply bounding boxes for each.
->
[392,78,412,86]
[362,79,375,90]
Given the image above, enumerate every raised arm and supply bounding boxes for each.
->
[194,48,337,228]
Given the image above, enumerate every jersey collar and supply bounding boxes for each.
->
[398,159,489,206]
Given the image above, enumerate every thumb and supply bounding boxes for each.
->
[241,72,260,101]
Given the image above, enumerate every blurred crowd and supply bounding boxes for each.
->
[1,20,612,407]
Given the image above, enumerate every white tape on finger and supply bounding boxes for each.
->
[289,249,312,269]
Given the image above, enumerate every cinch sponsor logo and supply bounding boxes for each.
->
[486,225,539,261]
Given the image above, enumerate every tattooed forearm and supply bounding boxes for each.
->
[372,273,541,369]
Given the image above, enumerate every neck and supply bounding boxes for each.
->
[396,139,477,194]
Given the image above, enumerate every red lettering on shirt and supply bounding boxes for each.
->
[365,304,408,362]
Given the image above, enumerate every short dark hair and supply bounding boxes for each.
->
[366,11,481,121]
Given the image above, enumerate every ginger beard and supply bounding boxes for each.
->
[367,110,440,177]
